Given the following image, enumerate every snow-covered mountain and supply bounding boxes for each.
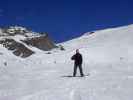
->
[0,24,133,100]
[0,26,57,58]
[61,24,133,63]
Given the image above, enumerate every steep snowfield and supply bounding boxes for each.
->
[0,25,133,100]
[61,25,133,62]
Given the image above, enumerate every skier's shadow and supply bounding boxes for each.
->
[61,74,89,78]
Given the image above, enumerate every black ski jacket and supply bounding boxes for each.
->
[71,53,83,65]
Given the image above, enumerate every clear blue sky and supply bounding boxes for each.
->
[0,0,133,42]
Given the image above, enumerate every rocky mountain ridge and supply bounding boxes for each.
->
[0,26,57,58]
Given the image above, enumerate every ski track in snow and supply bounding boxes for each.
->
[0,25,133,100]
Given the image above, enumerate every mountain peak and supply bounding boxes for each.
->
[0,26,57,58]
[0,26,45,38]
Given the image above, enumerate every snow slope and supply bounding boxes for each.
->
[0,25,133,100]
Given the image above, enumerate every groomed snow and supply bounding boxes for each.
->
[0,25,133,100]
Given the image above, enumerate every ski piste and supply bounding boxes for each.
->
[0,25,133,100]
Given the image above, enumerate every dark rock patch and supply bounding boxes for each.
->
[0,39,34,58]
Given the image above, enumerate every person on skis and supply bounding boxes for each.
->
[71,49,84,77]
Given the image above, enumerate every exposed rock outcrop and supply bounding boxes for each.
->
[0,26,57,58]
[23,34,57,51]
[0,38,34,58]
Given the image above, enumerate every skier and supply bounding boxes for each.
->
[71,49,84,77]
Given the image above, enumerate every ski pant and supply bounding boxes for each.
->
[73,64,84,76]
